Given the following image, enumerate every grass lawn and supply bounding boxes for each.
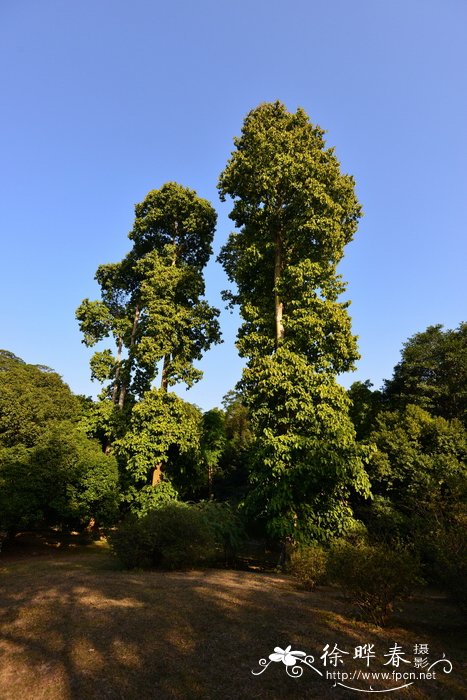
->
[0,536,465,699]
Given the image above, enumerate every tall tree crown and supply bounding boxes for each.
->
[218,101,361,373]
[219,102,361,258]
[129,182,217,270]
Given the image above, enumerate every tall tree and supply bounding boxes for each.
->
[115,389,202,495]
[218,102,370,542]
[76,183,221,491]
[76,182,221,408]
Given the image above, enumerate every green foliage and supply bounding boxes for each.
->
[240,351,371,541]
[366,405,467,536]
[357,496,409,543]
[0,350,80,448]
[0,351,119,531]
[196,500,245,563]
[348,328,467,606]
[383,322,467,426]
[79,398,129,453]
[328,541,421,626]
[218,102,361,363]
[76,182,221,409]
[116,389,202,486]
[129,181,217,270]
[125,481,179,517]
[421,516,467,608]
[347,380,384,441]
[200,408,226,497]
[109,502,216,569]
[215,392,252,501]
[77,184,222,510]
[217,102,370,541]
[288,544,327,590]
[222,391,252,451]
[0,426,120,530]
[133,246,221,390]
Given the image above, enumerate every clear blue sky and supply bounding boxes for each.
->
[1,0,466,410]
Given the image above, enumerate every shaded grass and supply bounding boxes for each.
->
[0,543,465,699]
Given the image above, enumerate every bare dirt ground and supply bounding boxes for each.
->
[0,537,465,699]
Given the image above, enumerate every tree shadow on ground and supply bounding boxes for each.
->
[0,547,465,700]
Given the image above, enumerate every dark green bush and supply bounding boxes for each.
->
[288,544,327,590]
[109,502,216,569]
[421,517,467,609]
[0,429,120,531]
[108,514,154,569]
[195,500,245,564]
[327,541,421,626]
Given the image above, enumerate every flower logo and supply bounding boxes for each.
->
[269,645,307,666]
[252,644,323,678]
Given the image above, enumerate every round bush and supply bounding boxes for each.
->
[288,544,327,590]
[110,502,217,569]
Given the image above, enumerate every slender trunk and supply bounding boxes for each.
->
[161,354,170,392]
[277,537,292,568]
[160,230,178,393]
[118,384,126,410]
[111,336,123,404]
[208,462,213,500]
[274,228,284,349]
[153,226,179,480]
[118,305,140,409]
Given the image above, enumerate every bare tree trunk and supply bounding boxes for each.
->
[277,537,292,568]
[161,354,170,392]
[274,228,284,349]
[118,384,126,410]
[152,463,162,485]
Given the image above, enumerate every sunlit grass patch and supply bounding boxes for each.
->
[0,546,465,699]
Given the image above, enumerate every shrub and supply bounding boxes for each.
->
[109,502,216,569]
[288,544,327,590]
[327,541,421,626]
[195,500,245,564]
[125,481,179,517]
[421,517,467,609]
[358,496,409,544]
[108,514,154,569]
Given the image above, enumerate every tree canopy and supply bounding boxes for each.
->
[0,352,119,531]
[0,349,80,448]
[76,182,221,408]
[383,322,467,425]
